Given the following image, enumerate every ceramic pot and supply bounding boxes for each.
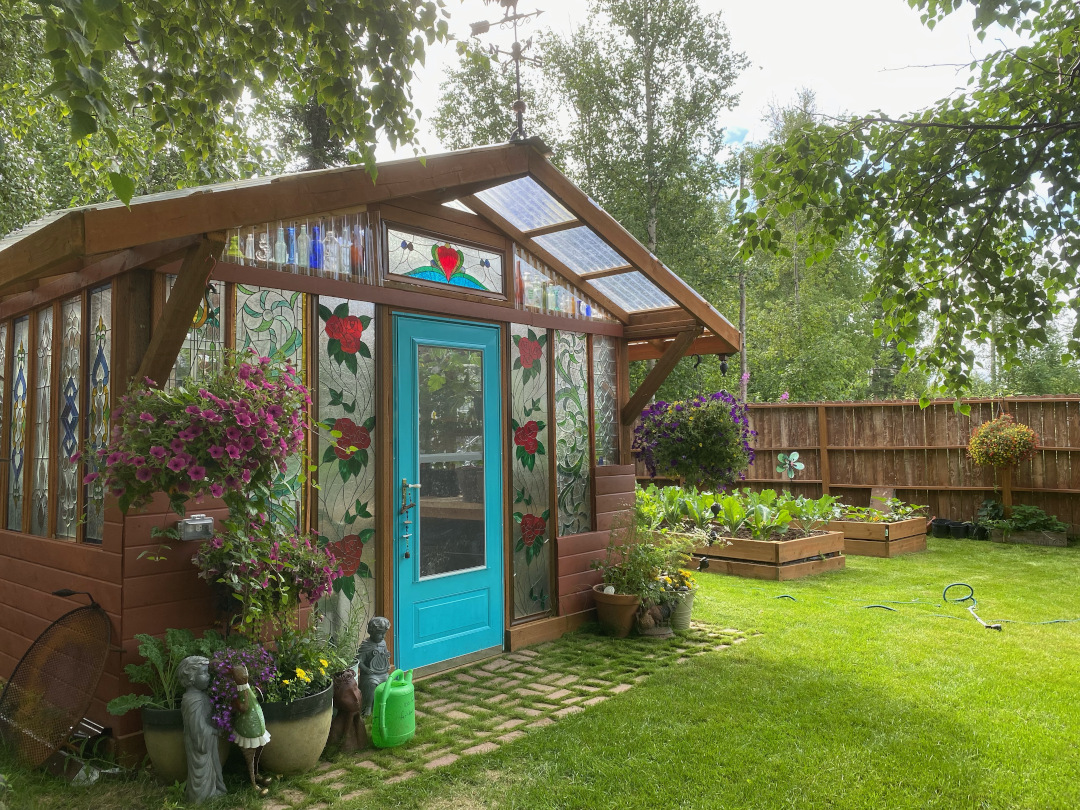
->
[592,584,640,639]
[259,684,334,775]
[668,590,696,631]
[142,706,230,785]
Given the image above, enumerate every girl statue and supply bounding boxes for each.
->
[230,664,272,795]
[355,616,391,716]
[178,656,226,803]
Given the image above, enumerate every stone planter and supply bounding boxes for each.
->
[827,517,927,558]
[591,584,640,638]
[141,706,230,785]
[695,531,845,581]
[668,590,696,631]
[259,684,334,775]
[990,529,1068,547]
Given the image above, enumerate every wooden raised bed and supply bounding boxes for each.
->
[694,531,845,581]
[990,529,1067,547]
[827,516,927,558]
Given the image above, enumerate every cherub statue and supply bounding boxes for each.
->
[230,664,272,796]
[178,656,226,803]
[327,668,369,753]
[355,617,391,716]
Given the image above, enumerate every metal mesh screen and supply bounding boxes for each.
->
[0,604,111,767]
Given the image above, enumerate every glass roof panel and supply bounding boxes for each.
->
[533,227,626,274]
[589,271,676,312]
[475,176,575,232]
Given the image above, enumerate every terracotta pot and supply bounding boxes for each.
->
[141,706,231,786]
[592,584,640,638]
[259,684,333,775]
[669,590,696,631]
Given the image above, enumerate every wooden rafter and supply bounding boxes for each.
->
[621,327,702,426]
[135,235,224,388]
[522,219,579,238]
[579,264,633,280]
[628,334,731,362]
[461,193,633,323]
[527,152,740,351]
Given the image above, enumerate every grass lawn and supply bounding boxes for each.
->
[5,538,1080,809]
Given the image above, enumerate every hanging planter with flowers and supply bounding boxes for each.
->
[967,413,1038,468]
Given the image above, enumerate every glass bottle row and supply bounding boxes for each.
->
[221,213,371,283]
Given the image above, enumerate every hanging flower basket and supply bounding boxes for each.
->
[967,414,1038,468]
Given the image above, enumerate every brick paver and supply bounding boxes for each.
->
[263,620,746,809]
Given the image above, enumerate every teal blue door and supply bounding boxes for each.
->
[393,314,504,671]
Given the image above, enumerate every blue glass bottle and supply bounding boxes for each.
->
[286,226,297,268]
[310,224,323,271]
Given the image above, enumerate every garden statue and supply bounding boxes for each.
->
[230,664,272,796]
[356,616,391,716]
[178,656,226,803]
[328,668,369,753]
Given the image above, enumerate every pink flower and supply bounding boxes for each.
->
[226,426,242,442]
[188,465,207,482]
[149,446,167,460]
[136,467,153,482]
[83,472,100,484]
[186,405,202,415]
[170,438,185,453]
[139,411,155,423]
[167,457,186,472]
[268,405,283,419]
[106,452,122,465]
[178,429,197,441]
[226,444,241,460]
[225,475,240,490]
[780,392,789,401]
[132,455,146,467]
[210,483,224,498]
[241,469,252,483]
[69,451,81,463]
[208,445,225,460]
[240,436,255,451]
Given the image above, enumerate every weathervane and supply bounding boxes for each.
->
[470,1,544,142]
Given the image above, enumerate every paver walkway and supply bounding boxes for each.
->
[262,621,750,810]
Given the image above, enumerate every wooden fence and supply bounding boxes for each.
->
[740,396,1080,532]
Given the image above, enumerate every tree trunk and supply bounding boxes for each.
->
[738,159,748,402]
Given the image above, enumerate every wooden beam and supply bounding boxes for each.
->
[817,405,831,496]
[579,264,633,280]
[0,236,199,318]
[522,219,579,238]
[135,236,224,387]
[628,334,731,362]
[620,328,702,426]
[82,145,533,255]
[527,153,741,351]
[461,194,633,323]
[0,211,85,292]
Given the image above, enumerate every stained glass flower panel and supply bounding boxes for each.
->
[554,331,591,535]
[387,227,504,294]
[592,335,618,466]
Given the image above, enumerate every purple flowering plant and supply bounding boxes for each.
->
[207,644,277,740]
[88,351,311,518]
[633,391,756,489]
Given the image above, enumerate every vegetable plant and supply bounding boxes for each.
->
[107,629,227,716]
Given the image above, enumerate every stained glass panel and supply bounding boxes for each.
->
[0,323,6,503]
[6,318,27,531]
[167,275,223,389]
[56,297,82,538]
[511,324,553,619]
[592,335,618,466]
[30,306,53,536]
[316,298,377,636]
[554,331,592,535]
[387,227,504,294]
[85,286,111,543]
[235,284,306,512]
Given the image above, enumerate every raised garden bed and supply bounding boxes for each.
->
[990,529,1067,547]
[827,516,927,558]
[694,531,846,581]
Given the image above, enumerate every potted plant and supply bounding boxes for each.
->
[828,498,929,557]
[106,629,229,784]
[633,391,755,489]
[590,526,678,638]
[695,489,846,580]
[973,499,1004,540]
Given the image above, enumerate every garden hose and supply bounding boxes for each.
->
[942,583,1003,631]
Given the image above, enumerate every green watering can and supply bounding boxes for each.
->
[372,669,415,748]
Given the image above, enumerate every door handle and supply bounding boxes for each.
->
[400,478,421,515]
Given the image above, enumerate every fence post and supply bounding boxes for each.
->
[817,404,831,496]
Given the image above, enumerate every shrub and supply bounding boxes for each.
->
[967,414,1038,468]
[634,391,755,489]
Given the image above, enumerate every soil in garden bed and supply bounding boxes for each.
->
[705,528,835,543]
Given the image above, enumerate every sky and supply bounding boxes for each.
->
[383,0,991,159]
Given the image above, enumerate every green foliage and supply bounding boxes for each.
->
[839,499,928,523]
[592,529,694,608]
[786,494,840,537]
[993,505,1068,534]
[107,629,226,714]
[735,0,1080,393]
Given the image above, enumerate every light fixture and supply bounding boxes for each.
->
[718,354,729,376]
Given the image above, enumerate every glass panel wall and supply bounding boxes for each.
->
[592,335,618,466]
[56,297,82,538]
[29,306,53,536]
[85,286,111,543]
[386,227,504,294]
[6,317,28,531]
[553,330,592,535]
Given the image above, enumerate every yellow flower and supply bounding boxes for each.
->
[319,658,329,668]
[283,679,291,685]
[319,667,326,677]
[295,667,307,680]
